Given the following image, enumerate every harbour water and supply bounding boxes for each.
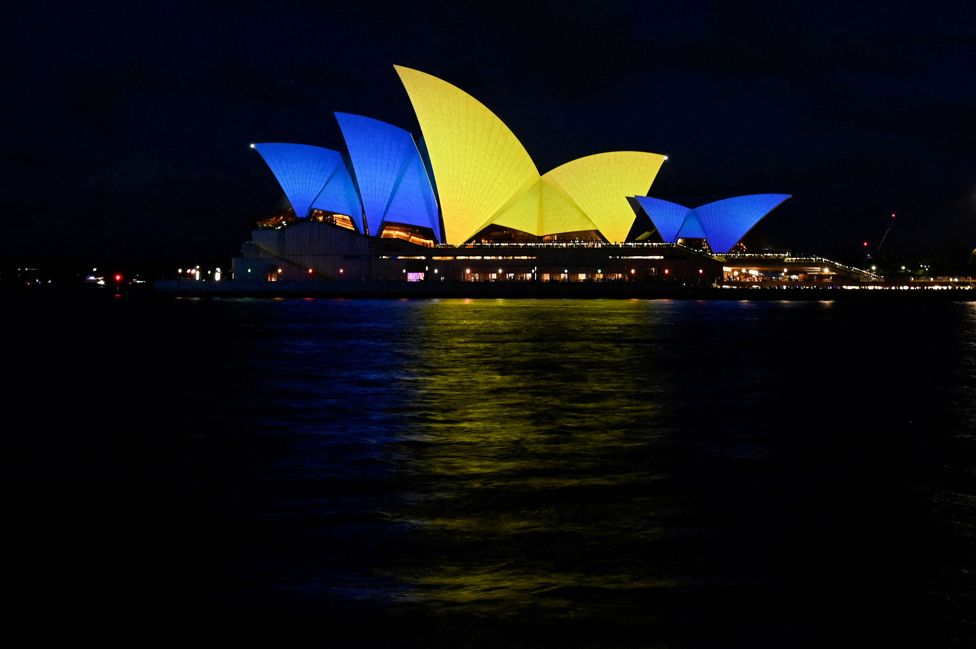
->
[5,295,976,645]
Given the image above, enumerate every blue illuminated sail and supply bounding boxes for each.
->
[308,152,364,229]
[675,211,707,240]
[636,194,789,251]
[692,194,791,253]
[252,143,362,229]
[633,196,691,243]
[335,112,441,241]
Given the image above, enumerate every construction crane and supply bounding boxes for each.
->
[862,212,897,261]
[877,213,897,252]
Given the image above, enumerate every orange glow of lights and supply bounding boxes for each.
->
[307,268,314,274]
[630,268,635,274]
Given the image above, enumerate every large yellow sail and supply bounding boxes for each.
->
[539,179,597,235]
[488,178,599,237]
[395,66,666,244]
[394,66,539,245]
[544,152,666,243]
[491,180,543,235]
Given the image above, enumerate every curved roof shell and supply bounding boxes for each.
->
[395,66,666,244]
[545,152,665,243]
[253,143,363,229]
[335,112,441,240]
[692,194,790,253]
[633,197,692,243]
[635,194,791,252]
[395,66,539,245]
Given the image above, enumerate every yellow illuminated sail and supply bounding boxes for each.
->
[395,66,666,244]
[491,181,542,235]
[544,152,666,243]
[490,178,599,236]
[395,66,539,245]
[539,179,598,235]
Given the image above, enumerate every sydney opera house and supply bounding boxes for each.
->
[231,66,871,286]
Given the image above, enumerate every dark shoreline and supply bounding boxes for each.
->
[151,279,976,301]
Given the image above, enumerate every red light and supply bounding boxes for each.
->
[698,269,704,275]
[664,268,670,275]
[114,274,123,282]
[891,213,897,219]
[862,241,869,247]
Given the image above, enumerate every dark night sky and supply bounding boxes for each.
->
[3,0,976,263]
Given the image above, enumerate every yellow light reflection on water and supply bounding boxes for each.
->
[387,299,678,611]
